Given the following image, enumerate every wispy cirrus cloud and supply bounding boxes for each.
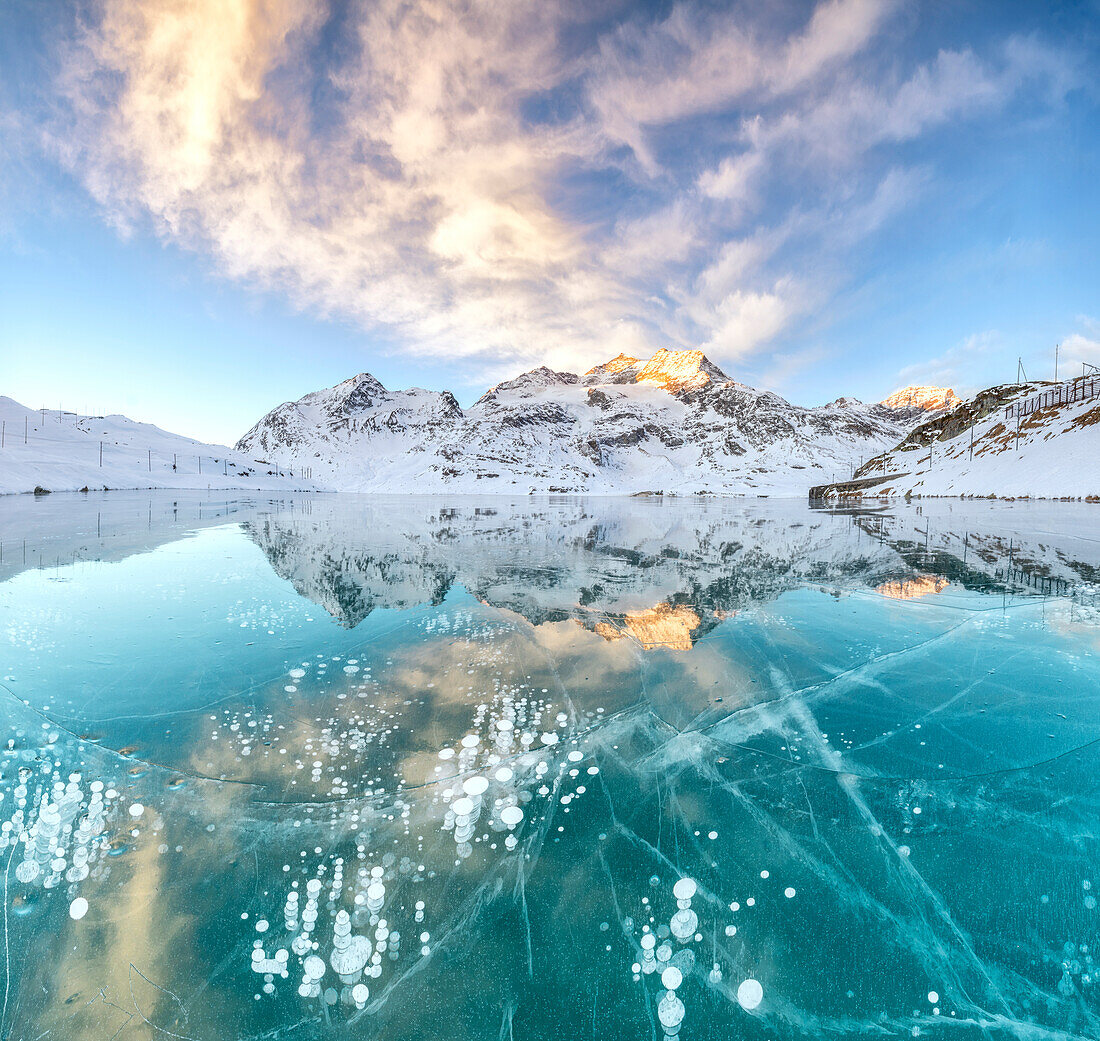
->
[32,0,1081,380]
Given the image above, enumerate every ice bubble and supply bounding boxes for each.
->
[661,967,683,990]
[128,803,145,818]
[736,978,763,1010]
[289,669,306,679]
[500,805,524,827]
[462,776,489,797]
[451,797,474,818]
[927,991,939,1004]
[352,982,369,1008]
[69,897,89,920]
[567,750,584,762]
[494,767,514,782]
[784,887,796,898]
[672,878,697,902]
[331,936,371,976]
[670,908,698,941]
[303,955,326,980]
[438,748,455,760]
[657,992,685,1031]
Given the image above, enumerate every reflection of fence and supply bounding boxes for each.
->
[994,565,1072,597]
[1005,376,1100,419]
[0,408,312,481]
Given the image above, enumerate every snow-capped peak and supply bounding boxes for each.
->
[634,349,729,393]
[585,354,642,378]
[476,366,578,405]
[880,385,961,412]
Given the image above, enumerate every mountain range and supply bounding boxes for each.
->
[236,349,954,495]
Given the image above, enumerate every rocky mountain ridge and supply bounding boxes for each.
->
[236,350,956,496]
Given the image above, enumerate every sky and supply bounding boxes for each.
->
[1,0,1099,446]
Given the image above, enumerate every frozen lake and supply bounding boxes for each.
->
[1,492,1098,1040]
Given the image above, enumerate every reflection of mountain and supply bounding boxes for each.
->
[592,603,707,650]
[875,575,950,600]
[849,505,1100,594]
[243,497,1100,643]
[6,492,1098,642]
[244,498,895,639]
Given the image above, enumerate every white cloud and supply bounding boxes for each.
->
[1062,330,1100,371]
[35,0,1078,381]
[894,331,1000,392]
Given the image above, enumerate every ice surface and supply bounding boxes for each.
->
[0,492,1098,1039]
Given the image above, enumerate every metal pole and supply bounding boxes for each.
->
[148,449,151,472]
[100,441,103,466]
[24,416,27,444]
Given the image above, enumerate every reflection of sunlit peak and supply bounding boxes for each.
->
[594,603,702,650]
[875,575,949,600]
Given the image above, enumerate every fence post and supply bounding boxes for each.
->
[147,449,151,472]
[99,441,103,466]
[2,420,5,448]
[198,456,202,474]
[24,416,27,443]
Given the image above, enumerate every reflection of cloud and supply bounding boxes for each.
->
[37,1,1079,378]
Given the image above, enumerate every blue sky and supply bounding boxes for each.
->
[2,0,1099,445]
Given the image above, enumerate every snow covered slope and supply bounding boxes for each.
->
[835,379,1100,499]
[0,396,317,496]
[238,350,932,496]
